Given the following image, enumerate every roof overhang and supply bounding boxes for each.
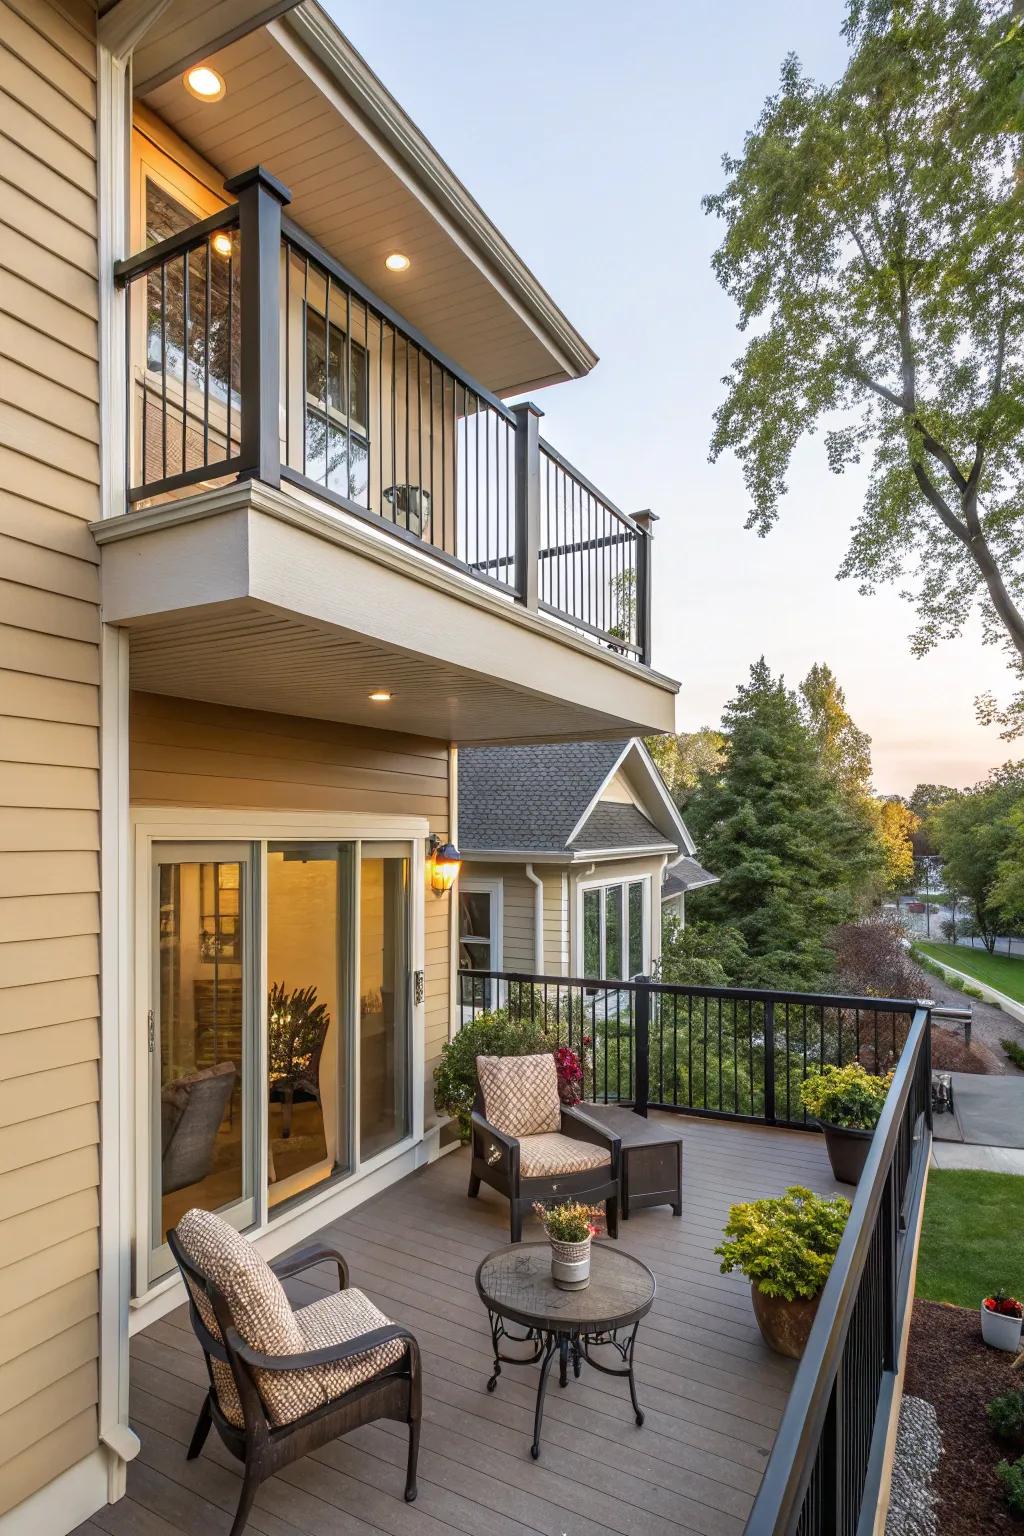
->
[91,482,678,744]
[134,2,597,395]
[461,843,676,864]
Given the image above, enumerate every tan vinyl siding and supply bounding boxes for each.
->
[541,868,568,975]
[129,690,452,1069]
[0,0,101,1515]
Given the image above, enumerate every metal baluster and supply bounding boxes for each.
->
[345,282,353,503]
[204,240,211,466]
[160,261,167,480]
[181,251,189,473]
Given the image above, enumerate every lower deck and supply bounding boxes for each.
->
[76,1115,844,1536]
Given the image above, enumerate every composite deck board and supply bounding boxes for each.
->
[74,1116,843,1536]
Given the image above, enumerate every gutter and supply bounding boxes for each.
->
[525,864,544,972]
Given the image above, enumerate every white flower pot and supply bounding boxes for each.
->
[981,1303,1023,1352]
[549,1234,592,1290]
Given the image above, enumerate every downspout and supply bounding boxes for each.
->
[525,863,544,974]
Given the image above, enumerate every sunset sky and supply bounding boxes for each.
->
[331,0,1014,797]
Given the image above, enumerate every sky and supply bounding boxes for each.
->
[327,0,1014,798]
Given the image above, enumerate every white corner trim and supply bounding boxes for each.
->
[0,1448,110,1536]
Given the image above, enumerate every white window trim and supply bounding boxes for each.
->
[458,875,504,972]
[575,872,652,981]
[131,807,428,1303]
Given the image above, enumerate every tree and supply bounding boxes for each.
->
[659,914,749,988]
[932,763,1024,948]
[704,1,1024,736]
[908,781,957,856]
[645,728,726,809]
[800,663,873,804]
[686,659,882,989]
[991,801,1024,926]
[874,797,921,892]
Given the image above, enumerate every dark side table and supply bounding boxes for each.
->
[581,1104,684,1218]
[475,1242,655,1458]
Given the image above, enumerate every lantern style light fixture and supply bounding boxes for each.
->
[428,835,461,896]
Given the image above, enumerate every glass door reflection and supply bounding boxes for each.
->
[360,846,411,1160]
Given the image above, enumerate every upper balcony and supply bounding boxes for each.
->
[96,167,677,744]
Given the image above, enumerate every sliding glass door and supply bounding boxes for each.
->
[151,843,256,1278]
[359,845,411,1160]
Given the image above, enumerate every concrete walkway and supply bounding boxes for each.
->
[930,1070,1024,1171]
[931,1142,1024,1173]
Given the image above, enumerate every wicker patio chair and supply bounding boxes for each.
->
[468,1052,621,1242]
[161,1062,236,1194]
[169,1208,421,1536]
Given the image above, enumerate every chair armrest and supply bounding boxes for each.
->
[561,1105,621,1170]
[470,1109,519,1176]
[226,1322,414,1373]
[271,1243,348,1291]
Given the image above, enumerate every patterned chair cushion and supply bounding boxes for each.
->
[175,1209,404,1429]
[477,1052,561,1138]
[517,1132,611,1179]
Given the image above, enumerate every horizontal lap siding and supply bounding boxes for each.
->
[129,690,453,1071]
[0,0,101,1515]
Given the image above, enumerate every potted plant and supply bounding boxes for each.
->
[988,1390,1024,1447]
[982,1291,1024,1352]
[716,1185,851,1358]
[533,1201,603,1290]
[799,1063,893,1185]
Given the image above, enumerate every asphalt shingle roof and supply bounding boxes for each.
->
[568,802,670,852]
[458,741,626,852]
[662,857,718,896]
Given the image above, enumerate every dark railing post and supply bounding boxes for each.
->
[511,400,543,611]
[224,166,291,489]
[632,509,658,666]
[633,978,650,1118]
[764,997,777,1125]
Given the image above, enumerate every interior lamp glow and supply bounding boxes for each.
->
[184,65,226,101]
[429,836,461,896]
[385,252,411,272]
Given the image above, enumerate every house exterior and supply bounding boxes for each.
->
[660,855,719,925]
[0,3,679,1531]
[456,739,710,986]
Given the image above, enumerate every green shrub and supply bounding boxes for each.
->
[1003,1038,1024,1070]
[963,984,985,1000]
[433,1011,548,1141]
[715,1185,851,1301]
[799,1062,892,1130]
[997,1456,1024,1515]
[988,1391,1024,1443]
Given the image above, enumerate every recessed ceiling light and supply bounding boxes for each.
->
[184,65,226,102]
[384,253,411,273]
[368,689,392,702]
[211,231,233,257]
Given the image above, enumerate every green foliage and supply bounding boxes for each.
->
[800,663,873,805]
[933,766,1024,947]
[685,659,882,990]
[916,1169,1024,1307]
[644,729,726,811]
[267,982,330,1089]
[433,1010,548,1141]
[996,1456,1024,1516]
[993,802,1024,928]
[532,1201,602,1243]
[989,1391,1024,1443]
[1002,1038,1024,1069]
[704,1,1024,735]
[715,1185,851,1301]
[659,913,748,988]
[799,1062,893,1130]
[909,784,957,858]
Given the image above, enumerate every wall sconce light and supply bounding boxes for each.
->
[428,835,461,896]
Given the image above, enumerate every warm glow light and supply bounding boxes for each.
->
[429,840,461,896]
[211,231,233,257]
[384,252,411,272]
[184,65,226,101]
[368,689,392,702]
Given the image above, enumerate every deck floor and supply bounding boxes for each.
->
[75,1116,843,1536]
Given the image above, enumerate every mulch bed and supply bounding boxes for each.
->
[904,1299,1023,1534]
[930,1024,996,1075]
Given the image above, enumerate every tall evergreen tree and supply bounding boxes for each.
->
[688,660,881,989]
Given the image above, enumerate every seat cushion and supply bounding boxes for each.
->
[477,1052,561,1138]
[291,1287,407,1413]
[518,1132,612,1179]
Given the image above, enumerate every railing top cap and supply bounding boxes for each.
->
[223,165,292,206]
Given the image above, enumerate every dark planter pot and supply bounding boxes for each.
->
[750,1284,822,1359]
[820,1121,874,1186]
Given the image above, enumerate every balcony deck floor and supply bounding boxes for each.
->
[75,1115,844,1536]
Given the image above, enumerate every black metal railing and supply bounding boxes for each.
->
[748,1005,931,1536]
[114,167,652,663]
[456,969,920,1128]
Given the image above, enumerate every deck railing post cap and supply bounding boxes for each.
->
[223,165,292,206]
[632,509,658,535]
[510,400,545,421]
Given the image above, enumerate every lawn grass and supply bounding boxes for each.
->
[914,940,1024,1004]
[917,1169,1024,1307]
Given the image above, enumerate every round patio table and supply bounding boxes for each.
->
[475,1242,655,1458]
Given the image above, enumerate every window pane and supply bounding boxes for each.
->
[266,842,353,1207]
[360,852,410,1160]
[628,883,644,976]
[604,884,623,980]
[583,888,601,978]
[155,859,246,1247]
[459,937,491,972]
[460,891,491,940]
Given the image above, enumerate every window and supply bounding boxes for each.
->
[458,880,503,1010]
[305,305,370,505]
[579,877,650,981]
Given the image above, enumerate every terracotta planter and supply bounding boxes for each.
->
[549,1234,592,1290]
[981,1303,1024,1353]
[820,1122,873,1186]
[751,1283,822,1359]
